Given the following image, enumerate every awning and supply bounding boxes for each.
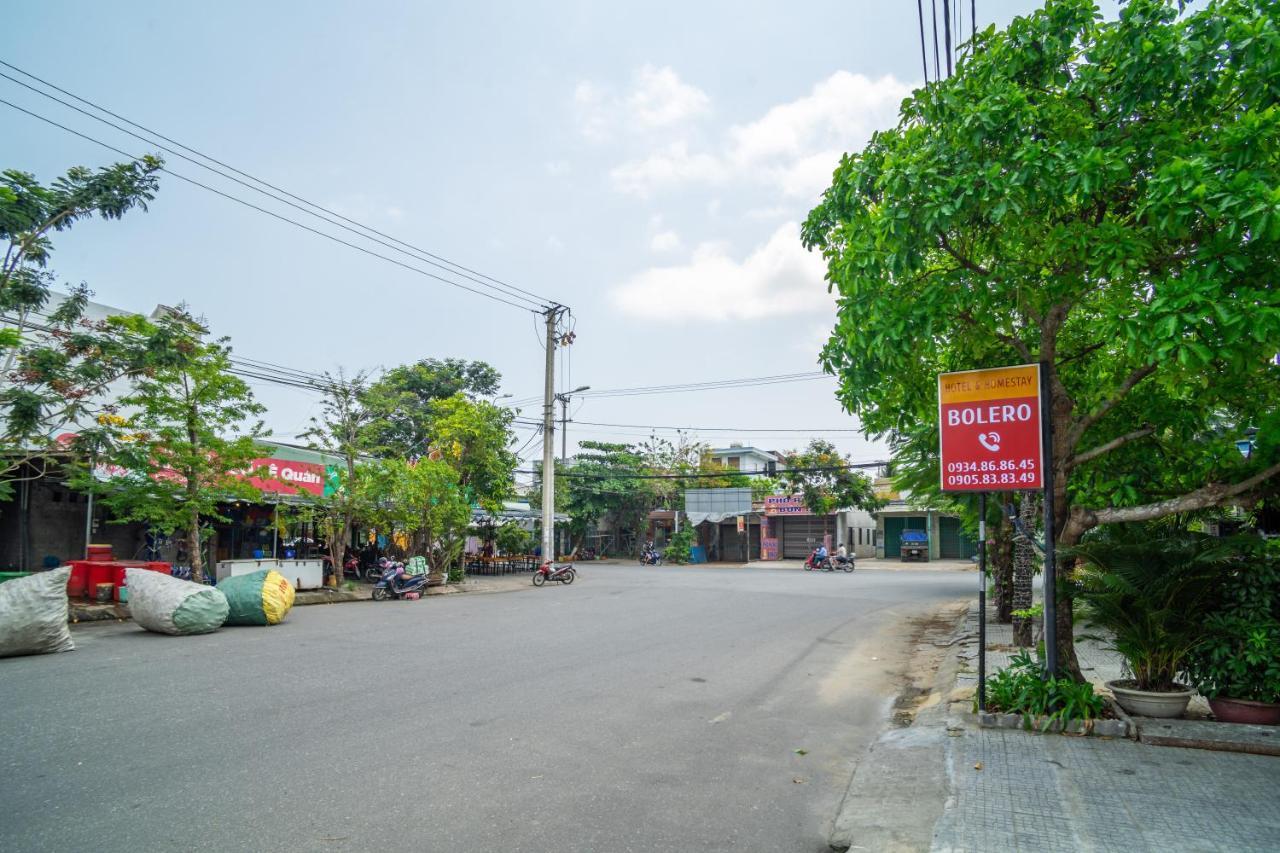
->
[686,510,761,526]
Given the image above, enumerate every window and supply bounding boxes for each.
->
[726,457,740,469]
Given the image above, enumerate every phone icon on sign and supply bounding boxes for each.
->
[978,432,1001,452]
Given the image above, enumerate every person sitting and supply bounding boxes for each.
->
[813,543,829,565]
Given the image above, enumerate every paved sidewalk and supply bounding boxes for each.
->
[932,728,1280,852]
[932,604,1280,852]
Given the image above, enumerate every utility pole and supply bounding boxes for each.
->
[540,306,560,563]
[557,385,590,462]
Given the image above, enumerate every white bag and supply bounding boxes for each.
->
[125,568,229,636]
[0,566,75,658]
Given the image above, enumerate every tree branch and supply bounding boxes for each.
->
[1083,461,1280,527]
[937,233,992,277]
[957,310,1032,360]
[1070,425,1154,468]
[1066,363,1157,450]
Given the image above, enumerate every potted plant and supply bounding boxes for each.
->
[1073,530,1233,718]
[1184,545,1280,725]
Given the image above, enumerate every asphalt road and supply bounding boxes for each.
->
[1,564,971,853]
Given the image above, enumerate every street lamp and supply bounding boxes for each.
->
[555,386,591,461]
[1237,427,1258,459]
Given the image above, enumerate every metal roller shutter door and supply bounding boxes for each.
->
[781,516,829,559]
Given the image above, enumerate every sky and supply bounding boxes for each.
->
[2,0,1053,476]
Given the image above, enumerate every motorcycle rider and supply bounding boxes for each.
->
[813,542,829,569]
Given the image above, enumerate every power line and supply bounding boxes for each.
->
[917,0,931,84]
[518,462,888,481]
[0,98,539,312]
[0,60,554,310]
[514,417,860,434]
[943,0,953,77]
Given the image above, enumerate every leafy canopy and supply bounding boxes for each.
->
[803,0,1280,538]
[361,358,501,457]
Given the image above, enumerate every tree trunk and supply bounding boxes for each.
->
[993,496,1014,623]
[1012,494,1036,647]
[188,515,204,584]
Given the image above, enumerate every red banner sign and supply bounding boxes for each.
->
[938,364,1044,491]
[241,458,328,496]
[763,496,809,515]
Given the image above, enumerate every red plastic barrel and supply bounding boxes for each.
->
[66,561,90,598]
[86,544,114,562]
[85,563,115,597]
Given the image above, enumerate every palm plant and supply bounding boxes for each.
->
[1071,528,1234,691]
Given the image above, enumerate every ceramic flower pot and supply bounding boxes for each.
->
[1106,680,1195,718]
[1208,697,1280,726]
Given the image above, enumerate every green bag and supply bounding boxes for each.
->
[219,568,296,626]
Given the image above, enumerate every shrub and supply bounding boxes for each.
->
[1184,541,1280,703]
[979,650,1105,729]
[664,526,696,565]
[1071,529,1234,691]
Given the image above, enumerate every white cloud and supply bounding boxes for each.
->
[613,222,833,322]
[609,141,726,197]
[546,235,565,253]
[627,64,710,127]
[544,159,571,176]
[650,230,682,252]
[609,71,912,199]
[574,65,709,142]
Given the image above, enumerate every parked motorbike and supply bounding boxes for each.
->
[533,561,576,586]
[368,556,400,583]
[342,555,363,582]
[372,562,429,600]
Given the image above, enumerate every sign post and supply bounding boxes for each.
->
[939,363,1048,693]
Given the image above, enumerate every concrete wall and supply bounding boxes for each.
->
[0,478,149,569]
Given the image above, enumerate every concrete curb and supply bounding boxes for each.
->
[828,604,970,852]
[977,710,1130,738]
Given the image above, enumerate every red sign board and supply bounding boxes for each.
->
[763,496,809,516]
[241,458,328,497]
[938,364,1043,491]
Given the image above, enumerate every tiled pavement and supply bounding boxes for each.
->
[933,604,1280,852]
[932,726,1280,852]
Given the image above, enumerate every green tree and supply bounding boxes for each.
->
[75,310,267,582]
[556,441,652,554]
[358,457,471,579]
[802,0,1280,677]
[300,369,375,571]
[427,393,517,512]
[0,158,163,496]
[780,440,880,539]
[361,358,501,456]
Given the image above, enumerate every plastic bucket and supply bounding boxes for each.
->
[87,544,114,562]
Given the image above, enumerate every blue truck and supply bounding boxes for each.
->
[900,529,929,562]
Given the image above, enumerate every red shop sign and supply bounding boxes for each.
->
[938,364,1043,492]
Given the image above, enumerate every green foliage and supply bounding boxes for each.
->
[494,521,534,555]
[548,441,652,549]
[299,369,375,568]
[356,457,471,576]
[1184,540,1280,702]
[427,393,517,511]
[980,650,1106,729]
[0,158,164,496]
[664,524,696,565]
[781,439,881,519]
[1012,603,1045,621]
[803,0,1280,542]
[1071,528,1236,690]
[361,358,501,456]
[72,309,267,582]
